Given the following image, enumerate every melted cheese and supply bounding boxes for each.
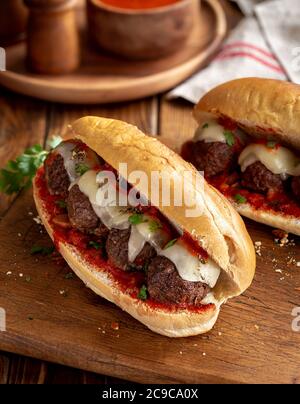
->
[57,141,78,182]
[238,144,300,176]
[77,170,98,204]
[128,219,169,262]
[160,241,220,287]
[194,120,226,144]
[77,170,130,230]
[75,170,221,289]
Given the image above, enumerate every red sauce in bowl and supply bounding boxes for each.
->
[99,0,181,10]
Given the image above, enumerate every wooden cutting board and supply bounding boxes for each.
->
[0,157,300,384]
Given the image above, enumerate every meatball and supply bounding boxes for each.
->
[192,141,236,177]
[44,140,100,196]
[45,153,70,196]
[106,228,156,271]
[241,161,284,194]
[291,176,300,201]
[67,184,108,237]
[147,256,209,306]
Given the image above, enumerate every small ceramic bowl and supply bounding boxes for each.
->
[87,0,199,60]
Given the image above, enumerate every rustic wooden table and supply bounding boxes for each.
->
[0,0,243,384]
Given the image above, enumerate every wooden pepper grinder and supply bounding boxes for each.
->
[24,0,80,74]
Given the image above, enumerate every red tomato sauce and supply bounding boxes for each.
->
[100,0,181,10]
[35,166,213,314]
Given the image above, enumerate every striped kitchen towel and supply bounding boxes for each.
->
[167,1,294,104]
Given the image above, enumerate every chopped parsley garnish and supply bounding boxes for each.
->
[88,240,102,250]
[0,145,48,195]
[55,200,67,209]
[148,220,162,233]
[267,140,277,149]
[164,238,178,250]
[202,123,209,129]
[75,163,89,176]
[224,130,235,147]
[25,276,31,282]
[138,285,148,300]
[234,194,247,204]
[64,272,74,279]
[128,213,147,225]
[30,245,55,256]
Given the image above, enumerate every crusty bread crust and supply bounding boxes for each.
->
[194,78,300,150]
[232,201,300,236]
[194,78,300,235]
[33,180,219,337]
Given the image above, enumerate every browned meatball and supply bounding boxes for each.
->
[45,153,70,196]
[147,256,209,306]
[241,161,284,194]
[291,176,300,201]
[106,228,156,271]
[192,141,236,177]
[67,185,108,237]
[44,140,100,196]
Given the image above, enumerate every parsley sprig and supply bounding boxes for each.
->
[128,213,147,225]
[0,145,48,194]
[138,285,148,300]
[234,194,247,204]
[164,238,178,249]
[224,130,235,147]
[30,245,55,256]
[0,136,63,195]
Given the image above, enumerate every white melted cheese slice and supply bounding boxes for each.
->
[194,120,226,144]
[238,144,300,176]
[128,219,169,263]
[160,241,220,287]
[75,171,221,288]
[77,170,130,230]
[56,141,78,182]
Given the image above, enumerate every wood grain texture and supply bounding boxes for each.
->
[0,0,277,386]
[0,97,300,383]
[0,353,10,384]
[0,88,47,216]
[47,97,158,137]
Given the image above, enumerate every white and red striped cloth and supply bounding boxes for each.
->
[168,0,300,103]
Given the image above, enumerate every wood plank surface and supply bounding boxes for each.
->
[3,0,293,386]
[0,96,300,384]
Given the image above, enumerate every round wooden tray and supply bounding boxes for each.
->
[0,0,226,104]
